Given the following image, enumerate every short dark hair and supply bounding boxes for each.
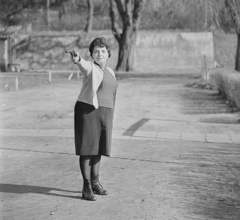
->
[89,37,111,58]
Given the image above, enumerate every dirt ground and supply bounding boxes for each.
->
[0,74,240,220]
[1,74,239,133]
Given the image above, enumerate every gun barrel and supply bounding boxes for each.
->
[65,50,75,54]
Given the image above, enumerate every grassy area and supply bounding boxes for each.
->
[185,76,217,90]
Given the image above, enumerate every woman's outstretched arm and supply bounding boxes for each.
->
[69,51,92,77]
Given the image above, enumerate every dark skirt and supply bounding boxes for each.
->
[74,101,114,156]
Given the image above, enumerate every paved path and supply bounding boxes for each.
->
[1,75,240,220]
[1,128,240,144]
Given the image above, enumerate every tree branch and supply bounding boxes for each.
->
[114,0,126,22]
[225,0,240,33]
[109,0,121,42]
[132,0,146,30]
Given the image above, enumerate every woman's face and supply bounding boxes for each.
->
[92,46,109,66]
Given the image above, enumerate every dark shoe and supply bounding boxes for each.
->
[92,175,108,195]
[82,180,97,201]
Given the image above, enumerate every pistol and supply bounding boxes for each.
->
[65,50,78,57]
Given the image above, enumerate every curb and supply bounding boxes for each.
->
[1,129,239,144]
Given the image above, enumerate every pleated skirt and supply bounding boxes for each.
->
[74,101,114,156]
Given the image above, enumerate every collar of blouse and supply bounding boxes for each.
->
[94,61,106,70]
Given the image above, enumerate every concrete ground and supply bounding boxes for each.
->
[0,74,240,220]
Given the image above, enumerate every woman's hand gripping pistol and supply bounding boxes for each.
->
[65,50,80,63]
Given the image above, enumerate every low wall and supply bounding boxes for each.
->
[15,31,117,71]
[134,31,214,73]
[15,30,214,73]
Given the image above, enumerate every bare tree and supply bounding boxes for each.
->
[58,0,72,23]
[84,0,94,33]
[201,0,223,30]
[109,0,146,72]
[157,0,224,30]
[46,0,51,29]
[225,0,240,71]
[0,0,30,25]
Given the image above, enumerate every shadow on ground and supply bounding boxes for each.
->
[0,183,81,199]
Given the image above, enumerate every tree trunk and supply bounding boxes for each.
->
[204,0,208,30]
[109,0,145,72]
[116,27,136,71]
[84,0,94,33]
[225,0,240,72]
[235,33,240,71]
[46,0,50,30]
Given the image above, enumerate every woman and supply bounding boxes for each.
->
[69,37,118,201]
